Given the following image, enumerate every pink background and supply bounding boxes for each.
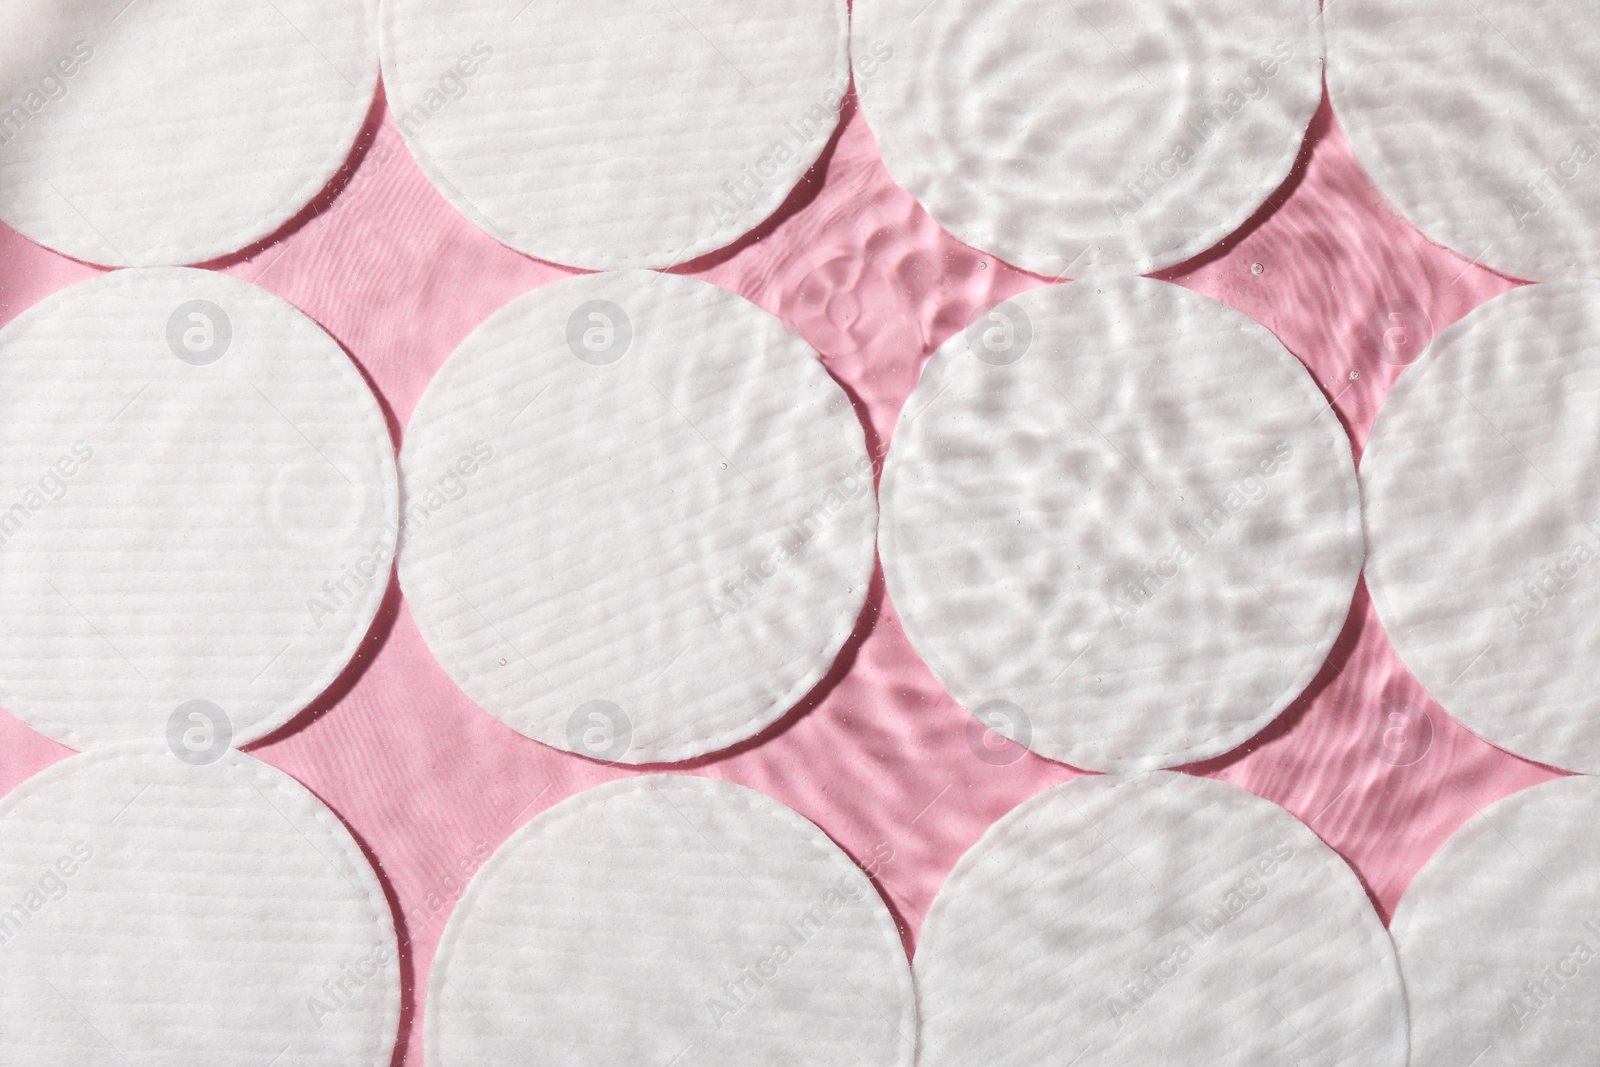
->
[0,85,1561,1065]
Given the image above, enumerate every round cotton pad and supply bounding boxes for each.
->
[380,0,848,269]
[879,277,1362,772]
[0,268,398,750]
[851,0,1323,277]
[1363,282,1600,772]
[1391,775,1600,1066]
[1327,0,1600,281]
[915,772,1406,1066]
[427,774,914,1067]
[0,742,400,1066]
[0,0,377,267]
[398,271,875,764]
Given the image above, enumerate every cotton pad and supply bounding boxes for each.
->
[380,0,848,270]
[0,268,398,751]
[851,0,1323,277]
[398,271,875,764]
[1327,0,1600,281]
[0,0,377,267]
[879,277,1362,772]
[915,772,1406,1066]
[0,741,400,1066]
[427,774,914,1067]
[1390,774,1600,1066]
[1363,283,1600,773]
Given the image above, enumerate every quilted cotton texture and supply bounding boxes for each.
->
[1328,0,1600,282]
[1390,774,1600,1067]
[852,0,1323,277]
[0,0,378,267]
[398,270,876,764]
[1363,282,1600,773]
[914,773,1407,1067]
[380,0,849,269]
[427,774,915,1067]
[879,277,1363,772]
[0,268,398,750]
[0,742,400,1067]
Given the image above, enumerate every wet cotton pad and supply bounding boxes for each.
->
[915,772,1406,1066]
[0,0,377,267]
[380,0,848,269]
[0,742,400,1066]
[1363,283,1600,773]
[0,268,398,751]
[879,277,1362,772]
[398,271,875,764]
[1327,0,1600,281]
[427,774,914,1067]
[1390,774,1600,1067]
[851,0,1323,277]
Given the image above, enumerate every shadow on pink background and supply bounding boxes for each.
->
[0,84,1561,1065]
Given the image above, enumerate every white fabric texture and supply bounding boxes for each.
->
[398,270,876,764]
[852,0,1323,277]
[0,741,400,1067]
[0,268,398,750]
[880,277,1362,772]
[380,0,848,269]
[427,774,915,1067]
[1327,0,1600,281]
[0,0,378,267]
[914,772,1407,1067]
[1390,774,1600,1067]
[1364,282,1600,773]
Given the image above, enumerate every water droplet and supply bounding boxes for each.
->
[1251,262,1265,276]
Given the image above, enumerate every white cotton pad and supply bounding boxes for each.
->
[879,277,1362,772]
[427,774,914,1067]
[1327,0,1600,282]
[851,0,1323,277]
[398,270,875,764]
[1363,282,1600,773]
[379,0,848,270]
[0,741,400,1066]
[0,268,398,751]
[1390,774,1600,1067]
[0,0,377,267]
[915,772,1407,1067]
